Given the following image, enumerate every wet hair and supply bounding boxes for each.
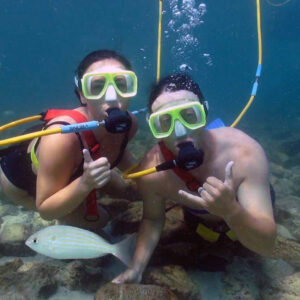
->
[148,73,207,115]
[74,49,132,101]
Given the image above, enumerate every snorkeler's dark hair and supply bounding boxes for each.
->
[148,73,208,115]
[74,49,132,102]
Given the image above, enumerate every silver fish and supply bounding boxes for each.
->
[25,225,136,267]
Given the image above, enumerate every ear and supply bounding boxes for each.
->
[203,100,209,114]
[146,112,150,122]
[79,93,87,106]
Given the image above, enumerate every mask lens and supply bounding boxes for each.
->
[159,114,172,133]
[88,75,106,96]
[152,113,172,135]
[114,74,134,94]
[180,106,202,125]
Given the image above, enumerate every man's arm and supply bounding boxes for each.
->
[178,150,276,256]
[224,152,276,256]
[113,175,165,283]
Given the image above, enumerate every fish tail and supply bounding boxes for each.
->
[113,233,137,267]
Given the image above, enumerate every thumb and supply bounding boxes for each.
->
[224,161,234,186]
[83,148,93,163]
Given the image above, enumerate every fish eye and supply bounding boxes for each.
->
[33,238,38,244]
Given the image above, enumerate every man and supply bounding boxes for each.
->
[113,73,276,283]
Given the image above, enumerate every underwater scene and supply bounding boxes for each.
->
[0,0,300,299]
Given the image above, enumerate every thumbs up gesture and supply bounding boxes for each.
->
[81,149,111,190]
[178,161,238,218]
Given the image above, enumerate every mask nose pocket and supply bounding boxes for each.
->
[105,85,117,101]
[174,120,187,137]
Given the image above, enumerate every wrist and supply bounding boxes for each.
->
[130,262,145,274]
[223,200,241,222]
[78,176,93,195]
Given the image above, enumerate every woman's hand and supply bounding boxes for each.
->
[80,149,111,191]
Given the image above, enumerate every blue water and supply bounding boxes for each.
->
[0,0,299,130]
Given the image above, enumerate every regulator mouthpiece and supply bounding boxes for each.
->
[105,107,132,133]
[176,141,204,170]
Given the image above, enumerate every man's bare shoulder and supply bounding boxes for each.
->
[214,127,265,154]
[214,127,268,178]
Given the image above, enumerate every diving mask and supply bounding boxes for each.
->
[149,101,206,139]
[81,71,138,100]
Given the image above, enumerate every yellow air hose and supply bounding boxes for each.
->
[0,115,42,133]
[230,0,262,127]
[0,127,62,147]
[156,0,163,83]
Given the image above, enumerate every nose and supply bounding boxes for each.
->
[174,120,188,138]
[104,84,117,102]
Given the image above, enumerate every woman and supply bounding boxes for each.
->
[0,50,139,231]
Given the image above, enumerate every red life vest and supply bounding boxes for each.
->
[43,109,102,221]
[158,141,201,192]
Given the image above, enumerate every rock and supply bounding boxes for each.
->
[268,235,300,268]
[161,205,185,241]
[0,259,58,299]
[275,196,300,241]
[269,151,289,165]
[260,272,300,300]
[279,139,300,157]
[111,202,143,235]
[94,283,178,300]
[155,242,200,266]
[144,265,201,299]
[30,212,56,233]
[260,258,295,280]
[56,260,106,293]
[100,197,130,219]
[276,224,295,240]
[283,154,300,169]
[222,257,260,300]
[0,204,17,218]
[0,223,33,256]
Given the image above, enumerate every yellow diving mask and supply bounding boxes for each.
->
[148,101,207,139]
[81,71,138,100]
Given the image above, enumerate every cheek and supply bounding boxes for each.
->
[120,99,130,110]
[163,136,178,152]
[87,102,106,117]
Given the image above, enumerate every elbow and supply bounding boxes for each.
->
[36,202,57,221]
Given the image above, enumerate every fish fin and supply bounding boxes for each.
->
[113,233,137,267]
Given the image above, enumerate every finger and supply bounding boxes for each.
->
[83,149,93,163]
[203,182,219,197]
[95,157,110,166]
[90,167,110,178]
[201,189,214,203]
[224,161,234,186]
[95,176,111,188]
[206,176,224,189]
[87,159,110,170]
[178,190,208,210]
[94,171,111,183]
[112,276,122,284]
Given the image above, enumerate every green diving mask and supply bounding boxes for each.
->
[148,101,207,139]
[81,71,138,100]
